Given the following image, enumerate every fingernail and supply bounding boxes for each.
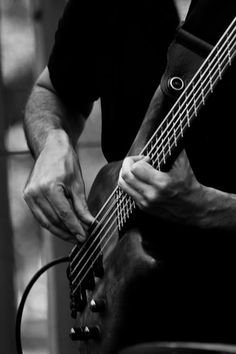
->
[76,234,86,243]
[143,155,151,162]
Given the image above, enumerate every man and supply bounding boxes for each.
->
[23,0,236,351]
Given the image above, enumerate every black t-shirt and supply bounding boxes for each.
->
[48,0,236,346]
[48,0,179,161]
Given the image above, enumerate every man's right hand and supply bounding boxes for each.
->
[23,130,94,243]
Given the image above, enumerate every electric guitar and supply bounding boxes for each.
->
[66,12,236,354]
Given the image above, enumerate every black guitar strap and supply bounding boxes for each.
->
[161,0,236,98]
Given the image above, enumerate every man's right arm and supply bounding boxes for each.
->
[23,67,94,243]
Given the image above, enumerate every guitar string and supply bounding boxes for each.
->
[69,21,236,281]
[69,24,235,274]
[71,53,234,294]
[69,24,236,273]
[69,21,236,282]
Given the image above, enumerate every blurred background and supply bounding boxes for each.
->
[0,0,106,353]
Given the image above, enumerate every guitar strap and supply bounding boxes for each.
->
[161,0,236,98]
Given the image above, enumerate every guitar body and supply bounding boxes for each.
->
[75,162,159,354]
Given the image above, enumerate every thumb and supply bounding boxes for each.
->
[70,184,95,226]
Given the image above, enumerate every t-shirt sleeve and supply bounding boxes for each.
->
[48,0,100,112]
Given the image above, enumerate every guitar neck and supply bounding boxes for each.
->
[141,16,236,172]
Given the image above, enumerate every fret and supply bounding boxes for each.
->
[199,70,206,105]
[120,194,125,227]
[127,196,135,217]
[161,125,166,164]
[216,46,223,79]
[190,80,198,117]
[207,59,214,93]
[125,196,129,223]
[125,197,129,221]
[150,132,157,161]
[172,109,178,147]
[121,199,126,226]
[116,188,123,230]
[226,32,232,65]
[179,112,184,138]
[166,114,172,156]
[155,147,161,170]
[182,92,191,127]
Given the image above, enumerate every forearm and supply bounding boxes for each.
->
[193,184,236,233]
[24,84,86,158]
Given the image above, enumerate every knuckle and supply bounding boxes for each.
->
[118,178,124,189]
[153,179,166,194]
[136,193,147,207]
[123,156,131,166]
[138,199,149,210]
[39,179,59,194]
[23,185,37,200]
[130,163,139,173]
[122,171,129,181]
[40,220,50,230]
[58,209,69,220]
[55,183,66,194]
[37,181,50,193]
[144,190,156,203]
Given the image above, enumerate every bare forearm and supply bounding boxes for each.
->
[24,85,85,158]
[195,184,236,233]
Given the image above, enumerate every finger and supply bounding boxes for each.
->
[70,183,95,226]
[32,190,70,232]
[130,159,166,185]
[119,155,145,184]
[25,197,76,243]
[47,184,88,242]
[118,175,143,202]
[122,155,147,171]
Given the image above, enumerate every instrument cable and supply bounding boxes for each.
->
[15,256,70,354]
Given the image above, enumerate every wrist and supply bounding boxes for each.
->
[192,184,233,231]
[42,129,73,156]
[45,129,70,147]
[190,183,210,228]
[32,129,74,161]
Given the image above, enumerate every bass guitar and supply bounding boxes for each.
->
[66,9,236,354]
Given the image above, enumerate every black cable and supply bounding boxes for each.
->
[15,256,70,354]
